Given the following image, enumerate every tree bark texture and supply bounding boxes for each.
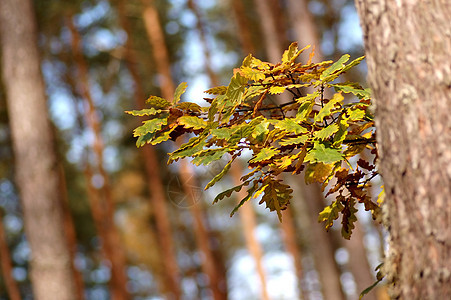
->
[354,1,451,298]
[0,0,77,299]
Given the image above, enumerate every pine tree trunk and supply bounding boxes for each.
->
[354,1,451,298]
[231,164,271,300]
[0,211,22,300]
[0,1,77,299]
[140,1,229,298]
[117,1,181,297]
[66,18,130,300]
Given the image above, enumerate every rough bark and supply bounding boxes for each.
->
[354,1,451,298]
[0,0,77,299]
[0,211,22,300]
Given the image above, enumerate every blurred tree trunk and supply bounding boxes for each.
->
[286,2,378,299]
[66,18,129,300]
[0,210,21,300]
[231,0,256,55]
[0,0,77,299]
[231,164,271,300]
[252,2,345,299]
[280,207,307,299]
[253,0,283,63]
[187,0,220,86]
[140,1,228,298]
[355,1,451,298]
[117,1,181,297]
[57,164,86,300]
[301,184,346,300]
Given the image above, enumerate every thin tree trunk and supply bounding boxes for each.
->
[66,17,129,300]
[140,1,229,298]
[280,207,307,300]
[179,162,228,300]
[117,1,181,297]
[0,210,22,300]
[231,164,271,300]
[354,1,451,298]
[0,0,77,299]
[252,3,345,299]
[253,0,282,63]
[231,0,256,55]
[301,183,346,300]
[141,0,175,101]
[57,164,86,300]
[187,0,220,86]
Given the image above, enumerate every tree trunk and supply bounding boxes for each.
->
[117,1,181,297]
[354,1,451,298]
[231,164,271,300]
[140,1,229,298]
[0,210,22,300]
[0,0,77,299]
[66,17,130,300]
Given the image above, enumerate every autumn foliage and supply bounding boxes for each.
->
[127,43,380,239]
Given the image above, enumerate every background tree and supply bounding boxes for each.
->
[0,0,77,299]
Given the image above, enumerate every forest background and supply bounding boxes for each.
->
[0,0,387,299]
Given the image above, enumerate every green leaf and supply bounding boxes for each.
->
[150,128,175,145]
[282,42,299,63]
[252,120,270,142]
[341,56,365,73]
[176,102,202,113]
[348,108,366,121]
[178,116,207,130]
[205,158,235,190]
[296,99,315,121]
[226,72,247,104]
[273,119,308,135]
[279,135,308,146]
[205,86,228,95]
[213,184,244,204]
[136,132,155,147]
[169,135,207,162]
[211,128,233,140]
[125,108,163,116]
[295,91,320,104]
[173,82,188,104]
[249,147,279,163]
[269,86,286,94]
[359,279,382,300]
[304,162,335,184]
[320,54,350,81]
[318,199,343,230]
[314,123,339,140]
[146,95,172,108]
[331,83,371,100]
[230,124,256,143]
[241,66,266,81]
[305,142,343,164]
[230,181,260,216]
[192,148,230,166]
[133,118,167,137]
[314,93,344,123]
[333,115,349,146]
